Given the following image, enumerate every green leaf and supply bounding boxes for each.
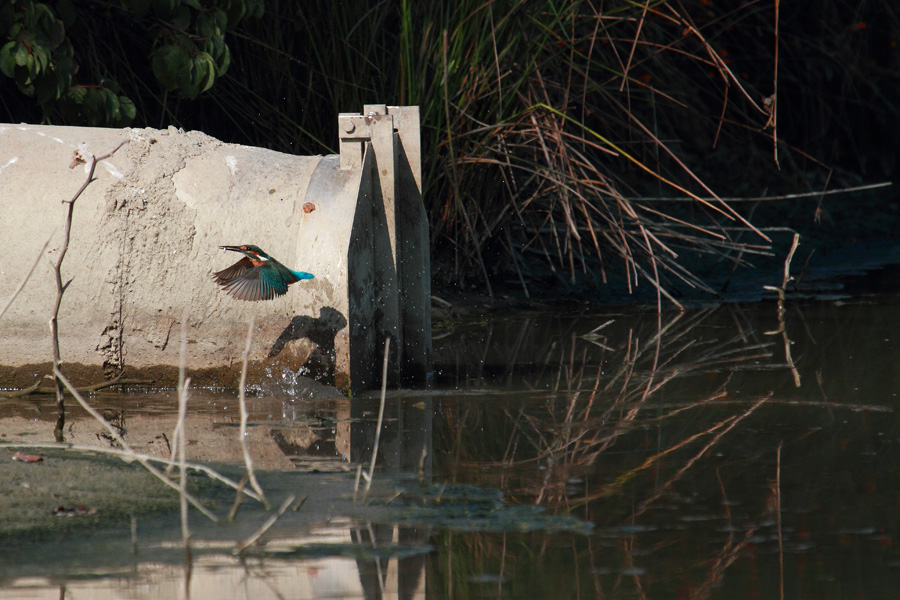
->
[55,0,78,27]
[54,54,75,88]
[14,44,30,67]
[119,96,136,122]
[33,4,56,31]
[104,89,121,120]
[19,52,37,86]
[151,0,178,19]
[0,42,17,78]
[46,16,66,49]
[193,52,216,94]
[197,14,216,39]
[32,44,48,75]
[34,67,60,104]
[251,0,265,19]
[14,66,36,95]
[172,5,191,30]
[65,85,86,104]
[214,40,230,73]
[151,43,190,91]
[82,88,105,124]
[213,7,227,30]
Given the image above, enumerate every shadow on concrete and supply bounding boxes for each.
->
[267,306,347,383]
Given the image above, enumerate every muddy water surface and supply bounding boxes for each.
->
[1,295,899,599]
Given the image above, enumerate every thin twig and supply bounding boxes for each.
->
[227,474,250,522]
[235,494,297,555]
[362,337,390,503]
[0,380,43,399]
[50,140,129,438]
[0,231,53,320]
[629,181,892,203]
[168,309,190,476]
[239,315,268,507]
[776,441,784,600]
[772,0,781,168]
[353,464,363,504]
[176,309,191,558]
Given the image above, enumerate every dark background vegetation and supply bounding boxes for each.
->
[3,0,898,302]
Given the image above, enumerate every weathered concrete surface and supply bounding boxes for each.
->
[0,121,428,391]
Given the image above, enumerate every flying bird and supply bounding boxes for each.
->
[213,245,314,301]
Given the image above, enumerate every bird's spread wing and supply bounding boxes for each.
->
[219,265,290,301]
[212,257,255,285]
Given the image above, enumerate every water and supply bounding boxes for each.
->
[1,296,899,598]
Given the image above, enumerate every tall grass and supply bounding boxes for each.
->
[9,0,894,300]
[224,0,785,302]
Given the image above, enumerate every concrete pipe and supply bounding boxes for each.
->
[0,106,431,393]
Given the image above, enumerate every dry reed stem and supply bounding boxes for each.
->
[179,376,191,561]
[353,464,363,504]
[238,315,268,507]
[442,29,493,298]
[638,181,892,203]
[772,0,781,168]
[764,233,801,386]
[176,310,192,557]
[234,494,296,555]
[620,0,652,92]
[362,337,390,503]
[167,308,190,477]
[0,232,53,321]
[53,367,220,522]
[776,440,784,600]
[131,515,138,556]
[227,474,249,522]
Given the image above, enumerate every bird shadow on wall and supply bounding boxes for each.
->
[267,306,347,384]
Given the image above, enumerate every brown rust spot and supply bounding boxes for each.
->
[303,202,316,213]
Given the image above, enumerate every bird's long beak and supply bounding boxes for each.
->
[220,245,242,253]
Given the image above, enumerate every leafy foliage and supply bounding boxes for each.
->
[0,0,263,126]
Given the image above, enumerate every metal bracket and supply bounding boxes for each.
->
[338,105,421,191]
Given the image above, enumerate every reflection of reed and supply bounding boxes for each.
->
[432,306,812,597]
[431,298,900,597]
[534,313,776,508]
[439,308,777,499]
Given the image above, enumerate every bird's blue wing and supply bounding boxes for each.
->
[219,266,289,301]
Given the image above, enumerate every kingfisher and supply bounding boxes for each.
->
[213,245,314,301]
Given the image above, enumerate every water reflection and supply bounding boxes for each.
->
[429,299,900,598]
[1,299,899,598]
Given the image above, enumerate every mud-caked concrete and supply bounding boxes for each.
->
[0,122,426,391]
